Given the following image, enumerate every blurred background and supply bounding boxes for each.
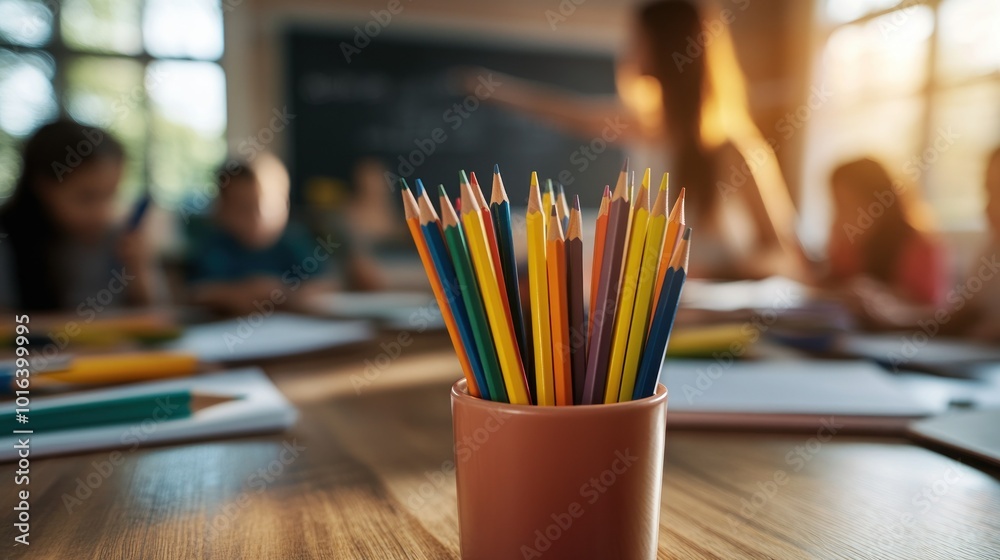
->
[0,0,998,293]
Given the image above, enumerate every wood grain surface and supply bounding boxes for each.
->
[3,332,999,559]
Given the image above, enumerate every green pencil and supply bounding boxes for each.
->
[439,186,509,403]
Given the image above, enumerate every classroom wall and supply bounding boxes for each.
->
[222,0,812,200]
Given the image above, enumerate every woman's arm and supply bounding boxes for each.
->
[465,69,638,142]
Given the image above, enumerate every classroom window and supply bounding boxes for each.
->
[800,0,1000,246]
[0,0,227,209]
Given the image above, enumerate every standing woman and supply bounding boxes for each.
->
[472,0,809,280]
[0,120,159,311]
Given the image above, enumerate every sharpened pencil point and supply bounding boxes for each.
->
[414,178,425,196]
[621,158,629,173]
[603,185,611,197]
[399,178,410,191]
[459,170,470,185]
[494,163,500,174]
[659,172,668,192]
[530,171,539,188]
[544,178,553,194]
[573,195,581,210]
[683,227,692,240]
[437,184,448,198]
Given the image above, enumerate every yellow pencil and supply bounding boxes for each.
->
[526,179,554,406]
[618,173,669,402]
[651,187,686,316]
[604,169,650,403]
[460,180,531,405]
[546,206,572,406]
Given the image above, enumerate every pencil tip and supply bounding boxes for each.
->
[530,171,539,187]
[659,172,668,192]
[437,184,448,198]
[399,178,410,191]
[550,205,557,216]
[683,227,692,240]
[459,170,469,184]
[621,158,629,173]
[545,178,553,193]
[494,163,500,174]
[414,178,425,196]
[469,171,479,185]
[558,183,566,196]
[573,194,581,210]
[603,185,611,197]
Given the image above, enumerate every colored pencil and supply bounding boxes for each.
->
[588,186,611,341]
[547,206,572,406]
[489,166,531,397]
[1,390,235,433]
[542,178,555,229]
[468,171,523,364]
[415,184,490,400]
[582,159,631,404]
[402,182,481,397]
[604,169,651,403]
[440,189,509,403]
[618,173,669,402]
[633,227,692,401]
[566,196,587,405]
[556,183,570,233]
[459,180,531,405]
[651,187,686,315]
[526,179,554,406]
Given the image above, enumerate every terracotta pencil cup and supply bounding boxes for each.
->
[451,380,667,560]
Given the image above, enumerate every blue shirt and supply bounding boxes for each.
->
[188,224,329,284]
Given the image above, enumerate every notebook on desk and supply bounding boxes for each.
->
[837,333,1000,377]
[0,368,297,461]
[161,313,375,363]
[662,359,939,433]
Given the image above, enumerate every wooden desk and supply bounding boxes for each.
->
[5,333,1000,559]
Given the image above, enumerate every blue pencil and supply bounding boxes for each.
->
[633,227,691,401]
[488,165,532,400]
[412,179,491,400]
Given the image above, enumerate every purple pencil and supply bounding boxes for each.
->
[582,159,631,404]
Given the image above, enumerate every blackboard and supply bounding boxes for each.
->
[285,26,623,208]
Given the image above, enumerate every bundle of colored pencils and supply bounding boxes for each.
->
[402,160,691,405]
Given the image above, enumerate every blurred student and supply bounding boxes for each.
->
[0,120,159,311]
[188,154,332,314]
[825,158,948,325]
[469,0,808,280]
[951,147,1000,341]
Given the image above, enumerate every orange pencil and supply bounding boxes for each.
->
[651,187,686,314]
[546,206,572,406]
[401,182,479,397]
[588,186,611,341]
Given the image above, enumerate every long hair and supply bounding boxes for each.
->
[636,0,799,253]
[0,120,124,310]
[830,157,935,281]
